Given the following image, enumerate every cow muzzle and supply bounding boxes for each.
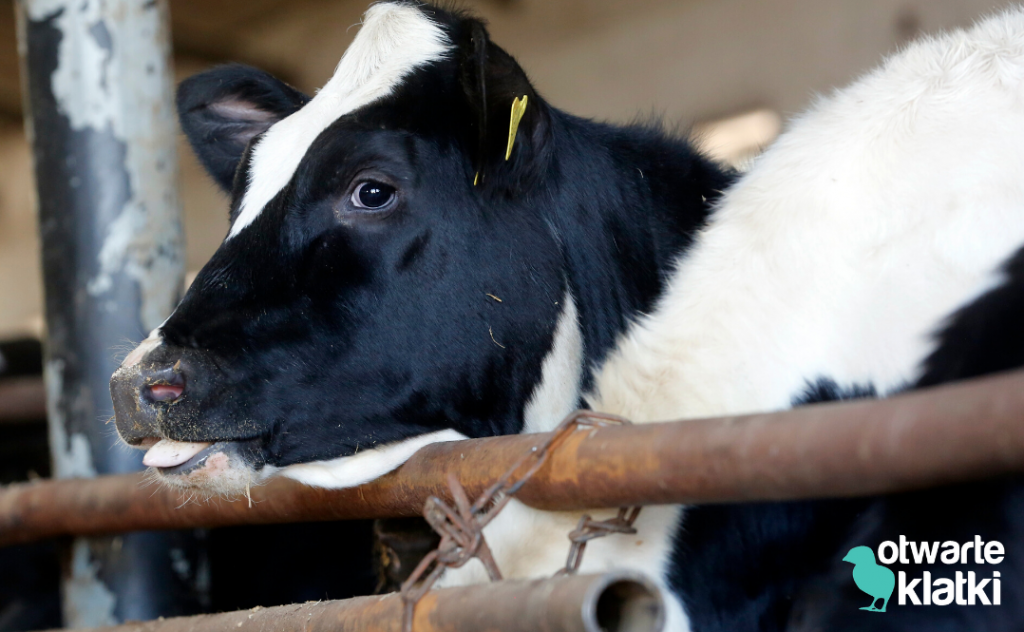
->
[110,332,259,496]
[110,346,188,447]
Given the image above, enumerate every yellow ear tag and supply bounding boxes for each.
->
[474,171,480,186]
[505,95,529,161]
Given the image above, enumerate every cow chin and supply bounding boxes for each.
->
[145,440,261,499]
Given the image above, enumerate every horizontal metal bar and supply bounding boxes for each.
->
[2,370,1024,547]
[0,376,46,422]
[32,572,664,632]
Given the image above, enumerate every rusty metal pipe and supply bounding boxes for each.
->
[3,370,1024,547]
[32,572,664,632]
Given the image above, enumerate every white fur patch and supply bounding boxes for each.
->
[228,3,450,239]
[589,6,1024,424]
[120,328,162,368]
[522,294,584,434]
[273,428,467,489]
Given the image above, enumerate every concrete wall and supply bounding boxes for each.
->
[0,0,1018,338]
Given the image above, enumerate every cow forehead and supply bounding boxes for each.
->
[228,2,451,240]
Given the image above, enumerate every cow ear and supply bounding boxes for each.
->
[460,23,551,196]
[177,64,310,192]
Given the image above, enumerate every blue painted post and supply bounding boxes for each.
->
[15,0,204,625]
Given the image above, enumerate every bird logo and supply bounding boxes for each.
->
[843,546,896,612]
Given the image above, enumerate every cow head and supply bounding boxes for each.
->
[111,1,725,496]
[110,1,572,496]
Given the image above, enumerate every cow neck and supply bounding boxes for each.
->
[546,111,732,392]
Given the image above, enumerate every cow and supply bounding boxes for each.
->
[111,2,1024,631]
[110,2,728,627]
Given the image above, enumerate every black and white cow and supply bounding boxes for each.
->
[111,2,1024,631]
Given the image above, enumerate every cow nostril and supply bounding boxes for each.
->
[148,383,184,402]
[141,366,186,404]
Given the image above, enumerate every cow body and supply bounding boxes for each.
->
[446,8,1024,625]
[592,7,1024,419]
[111,3,1024,631]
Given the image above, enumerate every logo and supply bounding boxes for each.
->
[843,546,895,612]
[843,536,1004,612]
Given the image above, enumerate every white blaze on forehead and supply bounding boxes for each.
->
[228,3,451,239]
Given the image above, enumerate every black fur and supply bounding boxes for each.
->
[917,245,1024,388]
[673,499,872,632]
[791,378,878,406]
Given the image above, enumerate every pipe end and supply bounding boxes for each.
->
[584,572,665,632]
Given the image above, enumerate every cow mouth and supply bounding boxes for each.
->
[136,438,256,496]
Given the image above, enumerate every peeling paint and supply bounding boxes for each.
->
[168,547,191,580]
[45,358,98,479]
[65,540,118,628]
[27,0,183,331]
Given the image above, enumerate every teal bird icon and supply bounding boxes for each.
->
[843,546,895,612]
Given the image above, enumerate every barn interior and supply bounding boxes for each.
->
[0,0,1018,630]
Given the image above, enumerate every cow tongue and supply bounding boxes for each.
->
[143,439,212,468]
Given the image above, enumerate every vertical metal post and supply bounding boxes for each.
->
[15,0,204,626]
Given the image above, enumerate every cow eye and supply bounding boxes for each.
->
[351,181,396,210]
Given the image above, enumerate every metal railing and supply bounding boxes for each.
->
[27,572,663,632]
[3,369,1024,631]
[3,369,1023,545]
